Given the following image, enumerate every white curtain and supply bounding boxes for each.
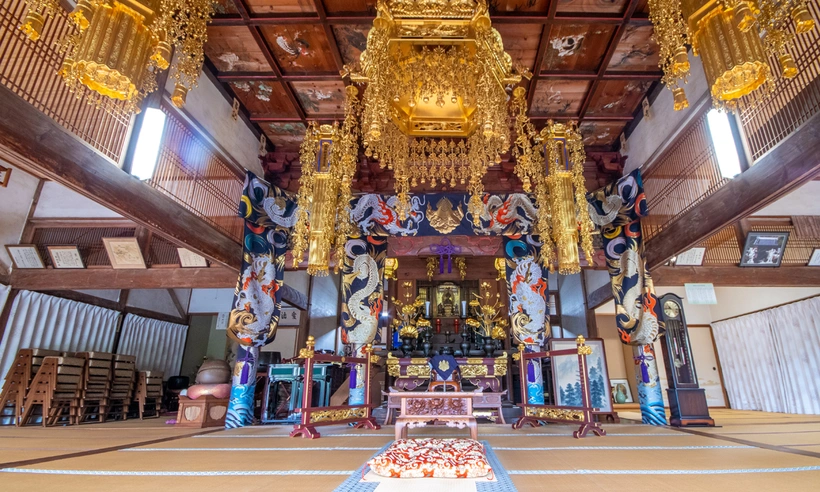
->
[118,313,188,379]
[0,290,120,385]
[712,296,820,415]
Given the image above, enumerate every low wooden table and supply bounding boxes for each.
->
[383,390,507,424]
[393,392,477,440]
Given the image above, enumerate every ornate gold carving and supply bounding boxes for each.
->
[426,257,439,281]
[460,364,489,378]
[578,345,593,356]
[512,343,525,361]
[309,406,367,423]
[386,353,401,377]
[298,335,316,359]
[525,406,584,421]
[406,364,432,378]
[405,397,469,416]
[465,358,485,365]
[427,197,464,234]
[494,353,508,376]
[455,257,467,280]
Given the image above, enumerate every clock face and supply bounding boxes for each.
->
[663,301,680,319]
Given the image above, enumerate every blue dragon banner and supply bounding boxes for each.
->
[586,169,662,346]
[341,237,387,345]
[587,169,667,425]
[349,193,538,236]
[503,236,549,405]
[226,172,297,429]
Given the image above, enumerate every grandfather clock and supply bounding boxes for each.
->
[659,293,715,427]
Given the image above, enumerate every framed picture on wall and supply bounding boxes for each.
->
[102,237,146,269]
[549,338,612,413]
[47,246,85,269]
[177,247,208,268]
[740,231,789,267]
[5,245,44,269]
[609,378,634,404]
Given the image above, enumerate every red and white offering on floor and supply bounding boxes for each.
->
[367,438,492,479]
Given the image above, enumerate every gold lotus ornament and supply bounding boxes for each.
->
[427,197,464,234]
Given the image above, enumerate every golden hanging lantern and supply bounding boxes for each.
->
[292,87,361,277]
[648,0,815,111]
[344,0,525,220]
[20,0,213,113]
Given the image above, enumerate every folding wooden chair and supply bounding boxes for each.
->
[136,371,163,419]
[106,354,136,421]
[20,356,85,426]
[0,349,59,426]
[77,352,113,423]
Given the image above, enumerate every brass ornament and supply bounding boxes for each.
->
[310,406,367,423]
[298,335,316,359]
[460,364,489,378]
[494,353,508,376]
[524,406,584,421]
[426,197,464,234]
[455,256,467,281]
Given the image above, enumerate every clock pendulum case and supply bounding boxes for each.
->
[659,293,715,427]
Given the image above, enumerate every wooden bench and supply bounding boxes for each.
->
[393,392,477,440]
[383,389,506,425]
[0,348,59,426]
[106,354,136,421]
[20,356,85,426]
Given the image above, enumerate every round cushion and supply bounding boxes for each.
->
[186,383,231,400]
[196,359,231,384]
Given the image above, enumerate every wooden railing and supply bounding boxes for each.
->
[0,0,130,162]
[738,1,820,161]
[148,105,244,242]
[641,110,728,241]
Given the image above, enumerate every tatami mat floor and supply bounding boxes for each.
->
[0,409,818,491]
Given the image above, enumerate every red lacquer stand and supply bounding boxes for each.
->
[290,337,381,439]
[511,336,606,439]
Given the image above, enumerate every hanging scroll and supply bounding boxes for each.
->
[228,172,298,348]
[341,237,387,345]
[586,169,662,347]
[349,193,538,237]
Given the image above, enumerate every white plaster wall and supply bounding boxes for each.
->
[126,289,184,318]
[623,55,710,173]
[557,273,587,338]
[33,181,122,218]
[708,287,820,321]
[75,290,121,302]
[0,162,40,271]
[189,288,234,313]
[752,181,820,216]
[584,269,610,294]
[164,67,262,176]
[284,270,310,298]
[310,273,340,352]
[0,284,10,324]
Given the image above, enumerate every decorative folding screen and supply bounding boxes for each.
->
[118,314,188,379]
[0,290,119,384]
[712,296,820,415]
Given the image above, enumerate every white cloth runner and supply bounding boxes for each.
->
[363,470,496,492]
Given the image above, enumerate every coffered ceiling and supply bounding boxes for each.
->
[205,0,660,191]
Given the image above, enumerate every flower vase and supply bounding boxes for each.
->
[401,337,414,357]
[483,339,495,357]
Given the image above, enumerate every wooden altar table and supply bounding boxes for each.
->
[393,392,478,440]
[382,390,507,424]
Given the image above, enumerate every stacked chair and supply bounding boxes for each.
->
[135,371,163,419]
[77,352,114,423]
[106,354,137,421]
[0,348,60,425]
[19,355,85,426]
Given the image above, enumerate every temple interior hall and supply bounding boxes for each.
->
[0,0,819,490]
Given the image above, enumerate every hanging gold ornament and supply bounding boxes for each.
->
[292,87,361,277]
[20,0,213,113]
[647,0,815,111]
[344,0,524,220]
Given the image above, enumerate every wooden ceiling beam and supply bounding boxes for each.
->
[313,0,346,73]
[216,72,340,82]
[0,84,242,272]
[645,112,820,270]
[651,266,820,287]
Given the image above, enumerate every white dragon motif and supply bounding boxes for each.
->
[615,249,659,345]
[478,194,538,234]
[263,196,298,228]
[508,257,548,345]
[349,195,424,235]
[231,255,278,345]
[345,252,380,344]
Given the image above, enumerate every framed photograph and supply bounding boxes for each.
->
[609,378,634,404]
[809,249,820,266]
[47,246,85,269]
[549,338,612,412]
[5,245,44,269]
[740,231,789,267]
[675,247,706,266]
[102,237,146,269]
[177,247,208,268]
[0,164,10,187]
